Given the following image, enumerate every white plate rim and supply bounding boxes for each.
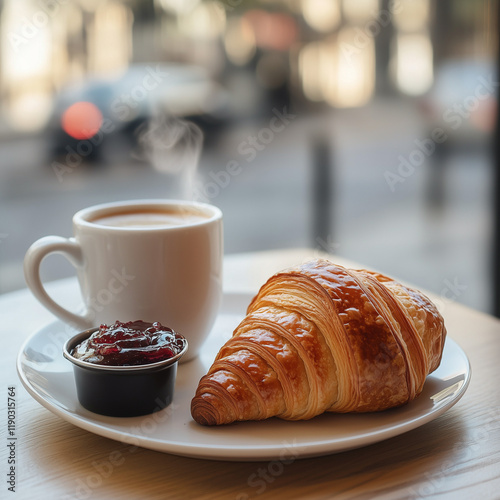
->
[17,292,471,461]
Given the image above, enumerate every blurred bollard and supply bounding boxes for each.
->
[311,134,333,251]
[425,141,449,210]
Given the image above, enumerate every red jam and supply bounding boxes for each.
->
[72,320,186,366]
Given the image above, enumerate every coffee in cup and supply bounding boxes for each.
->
[89,206,210,228]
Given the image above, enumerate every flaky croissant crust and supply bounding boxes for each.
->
[191,259,446,425]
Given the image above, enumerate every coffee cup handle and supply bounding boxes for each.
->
[24,236,93,329]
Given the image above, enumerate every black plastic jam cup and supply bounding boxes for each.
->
[63,328,188,417]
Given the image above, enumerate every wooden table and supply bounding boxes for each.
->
[2,249,500,499]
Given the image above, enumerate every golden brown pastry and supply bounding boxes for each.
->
[191,259,446,425]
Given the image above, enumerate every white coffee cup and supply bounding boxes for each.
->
[24,199,223,362]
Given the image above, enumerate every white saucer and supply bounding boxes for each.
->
[17,292,471,461]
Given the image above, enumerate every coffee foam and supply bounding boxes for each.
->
[89,207,209,228]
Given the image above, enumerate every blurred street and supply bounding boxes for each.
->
[0,0,495,315]
[0,97,491,312]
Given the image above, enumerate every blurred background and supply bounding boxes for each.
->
[0,0,497,314]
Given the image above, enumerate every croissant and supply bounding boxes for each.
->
[191,259,446,426]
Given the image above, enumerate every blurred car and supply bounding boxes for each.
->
[47,63,231,164]
[417,59,497,206]
[418,59,497,148]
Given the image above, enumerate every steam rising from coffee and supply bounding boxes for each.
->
[137,115,203,200]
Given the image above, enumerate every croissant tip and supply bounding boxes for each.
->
[191,410,218,426]
[191,396,221,426]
